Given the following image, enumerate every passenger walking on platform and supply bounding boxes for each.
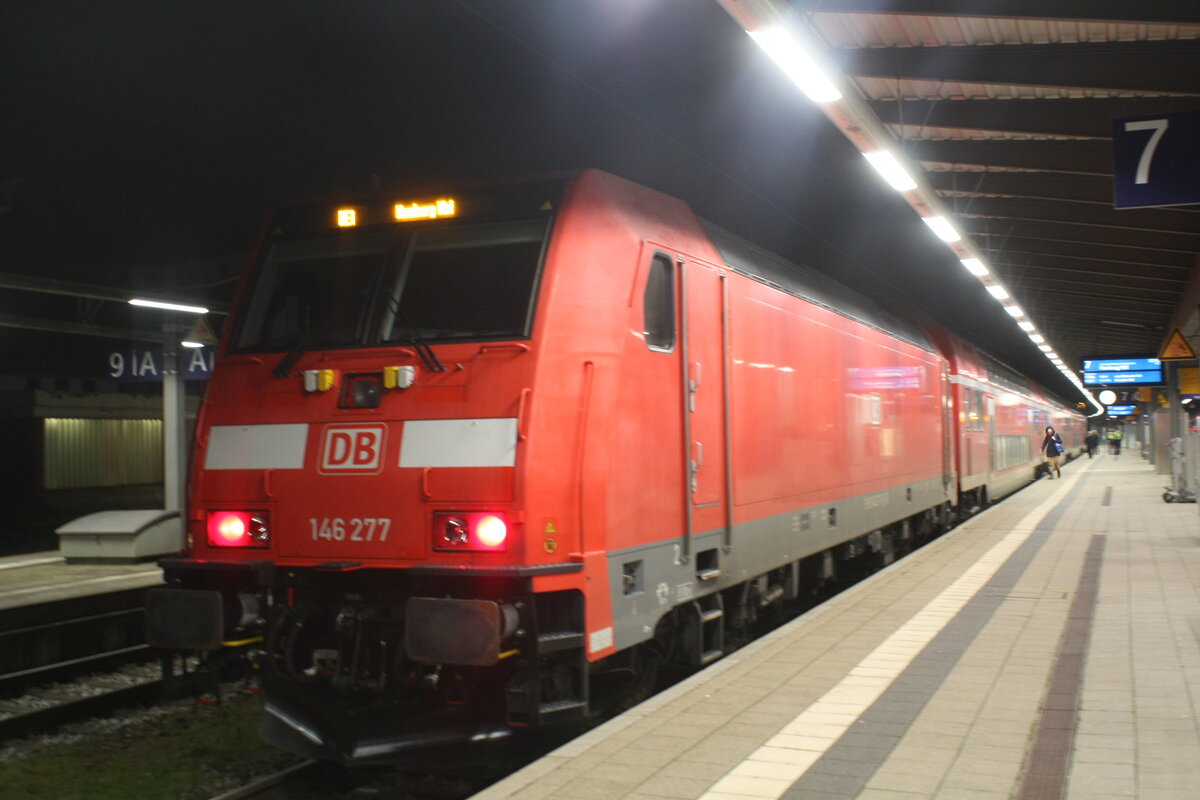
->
[1085,428,1099,458]
[1041,425,1063,479]
[1112,428,1123,456]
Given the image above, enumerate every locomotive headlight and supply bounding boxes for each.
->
[442,516,469,545]
[341,374,383,409]
[433,511,509,552]
[207,511,271,548]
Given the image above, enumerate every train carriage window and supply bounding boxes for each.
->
[382,218,548,343]
[236,232,391,351]
[643,253,675,352]
[972,390,986,432]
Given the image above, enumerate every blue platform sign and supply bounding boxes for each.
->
[106,347,214,382]
[1113,111,1200,209]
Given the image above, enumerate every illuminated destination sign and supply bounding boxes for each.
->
[331,198,459,228]
[1105,405,1136,416]
[1081,356,1163,387]
[394,198,457,221]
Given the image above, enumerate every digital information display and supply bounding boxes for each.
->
[1105,405,1136,416]
[1081,356,1164,388]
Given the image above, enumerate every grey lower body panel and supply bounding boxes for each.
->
[604,476,949,653]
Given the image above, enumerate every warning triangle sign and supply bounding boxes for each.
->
[184,315,219,346]
[1159,328,1197,361]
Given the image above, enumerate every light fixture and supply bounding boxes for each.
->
[986,285,1009,300]
[716,0,1094,416]
[1030,334,1045,344]
[1038,345,1052,352]
[129,298,209,314]
[863,151,917,191]
[921,216,960,242]
[180,341,204,349]
[748,27,842,103]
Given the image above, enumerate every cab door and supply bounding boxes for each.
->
[986,395,997,475]
[680,258,731,558]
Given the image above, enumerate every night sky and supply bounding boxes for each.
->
[0,0,1076,399]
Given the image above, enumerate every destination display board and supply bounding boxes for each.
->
[1081,356,1163,388]
[1104,405,1136,416]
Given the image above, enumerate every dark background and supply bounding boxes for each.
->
[0,0,1073,399]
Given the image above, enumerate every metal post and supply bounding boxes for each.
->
[1168,362,1183,441]
[162,320,187,512]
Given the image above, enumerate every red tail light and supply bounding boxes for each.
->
[207,511,270,548]
[433,512,508,552]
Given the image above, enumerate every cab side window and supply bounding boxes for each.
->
[643,253,675,352]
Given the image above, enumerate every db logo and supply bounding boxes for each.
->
[319,425,386,474]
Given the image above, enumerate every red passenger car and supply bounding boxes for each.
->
[146,170,1081,763]
[928,328,1084,507]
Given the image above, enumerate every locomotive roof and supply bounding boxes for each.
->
[698,218,934,355]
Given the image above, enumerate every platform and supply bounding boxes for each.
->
[473,454,1199,800]
[0,551,162,612]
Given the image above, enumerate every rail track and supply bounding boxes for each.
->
[0,584,159,741]
[206,760,322,799]
[0,674,162,742]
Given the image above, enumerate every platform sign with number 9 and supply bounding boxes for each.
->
[1113,111,1200,209]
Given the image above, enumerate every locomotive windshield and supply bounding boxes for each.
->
[234,217,549,352]
[380,219,546,343]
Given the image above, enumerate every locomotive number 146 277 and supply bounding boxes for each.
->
[309,517,391,542]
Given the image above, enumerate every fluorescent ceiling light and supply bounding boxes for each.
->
[960,258,988,276]
[863,151,917,191]
[1004,305,1024,317]
[1030,334,1045,343]
[129,298,209,314]
[1038,345,1052,352]
[180,341,205,349]
[748,27,842,103]
[921,215,960,242]
[986,285,1009,300]
[1018,320,1035,331]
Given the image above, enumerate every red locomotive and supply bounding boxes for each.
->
[146,170,1082,763]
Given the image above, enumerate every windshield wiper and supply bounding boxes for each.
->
[396,333,446,373]
[273,342,308,379]
[386,302,447,373]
